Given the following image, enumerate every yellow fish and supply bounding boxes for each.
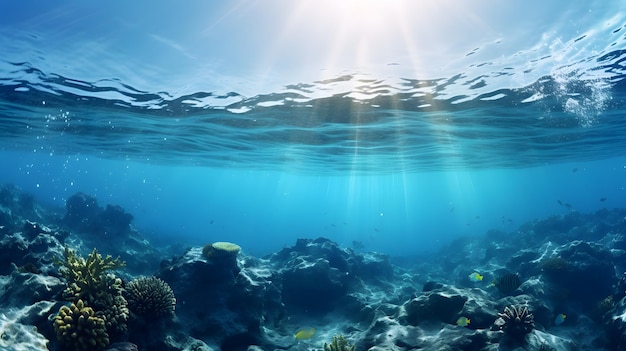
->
[294,327,316,340]
[456,317,470,327]
[468,272,483,282]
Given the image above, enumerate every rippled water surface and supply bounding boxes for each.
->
[2,2,625,173]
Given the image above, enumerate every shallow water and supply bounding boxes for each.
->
[1,1,625,255]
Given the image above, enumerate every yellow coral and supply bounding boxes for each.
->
[57,247,125,302]
[53,299,109,351]
[56,248,128,336]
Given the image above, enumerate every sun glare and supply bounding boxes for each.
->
[323,0,398,30]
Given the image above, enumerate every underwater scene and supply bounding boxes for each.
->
[1,1,626,350]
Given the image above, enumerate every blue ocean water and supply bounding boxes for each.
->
[1,1,625,256]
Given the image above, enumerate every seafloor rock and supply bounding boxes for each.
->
[269,237,394,316]
[0,221,66,275]
[0,313,49,351]
[0,184,54,226]
[61,193,161,276]
[0,271,64,310]
[605,294,626,350]
[399,285,498,327]
[157,247,281,350]
[541,240,615,310]
[402,290,466,326]
[63,192,133,238]
[104,342,139,351]
[360,315,424,350]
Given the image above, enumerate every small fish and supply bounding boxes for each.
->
[294,327,316,340]
[600,197,607,202]
[564,203,572,209]
[475,216,480,219]
[557,200,563,206]
[468,272,484,282]
[456,317,471,327]
[572,168,578,173]
[555,314,566,325]
[210,219,214,224]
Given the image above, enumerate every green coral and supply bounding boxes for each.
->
[56,247,129,338]
[57,247,125,303]
[126,276,176,318]
[323,335,356,351]
[52,299,109,351]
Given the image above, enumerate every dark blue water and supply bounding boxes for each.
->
[1,1,625,255]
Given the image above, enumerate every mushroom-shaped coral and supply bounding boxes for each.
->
[494,305,535,338]
[324,335,356,351]
[202,241,241,259]
[53,299,109,351]
[126,276,176,318]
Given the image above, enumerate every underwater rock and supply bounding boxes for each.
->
[605,296,626,350]
[0,185,50,224]
[401,286,468,326]
[158,247,279,350]
[280,255,352,315]
[0,271,64,311]
[360,315,424,350]
[270,237,394,316]
[63,192,133,238]
[543,240,615,310]
[61,193,161,276]
[63,192,100,228]
[0,312,49,351]
[0,223,65,276]
[422,281,444,292]
[104,342,139,351]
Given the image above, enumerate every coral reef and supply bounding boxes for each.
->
[3,186,626,350]
[52,299,109,351]
[56,247,129,339]
[57,247,126,303]
[202,241,241,258]
[323,335,356,351]
[126,276,176,318]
